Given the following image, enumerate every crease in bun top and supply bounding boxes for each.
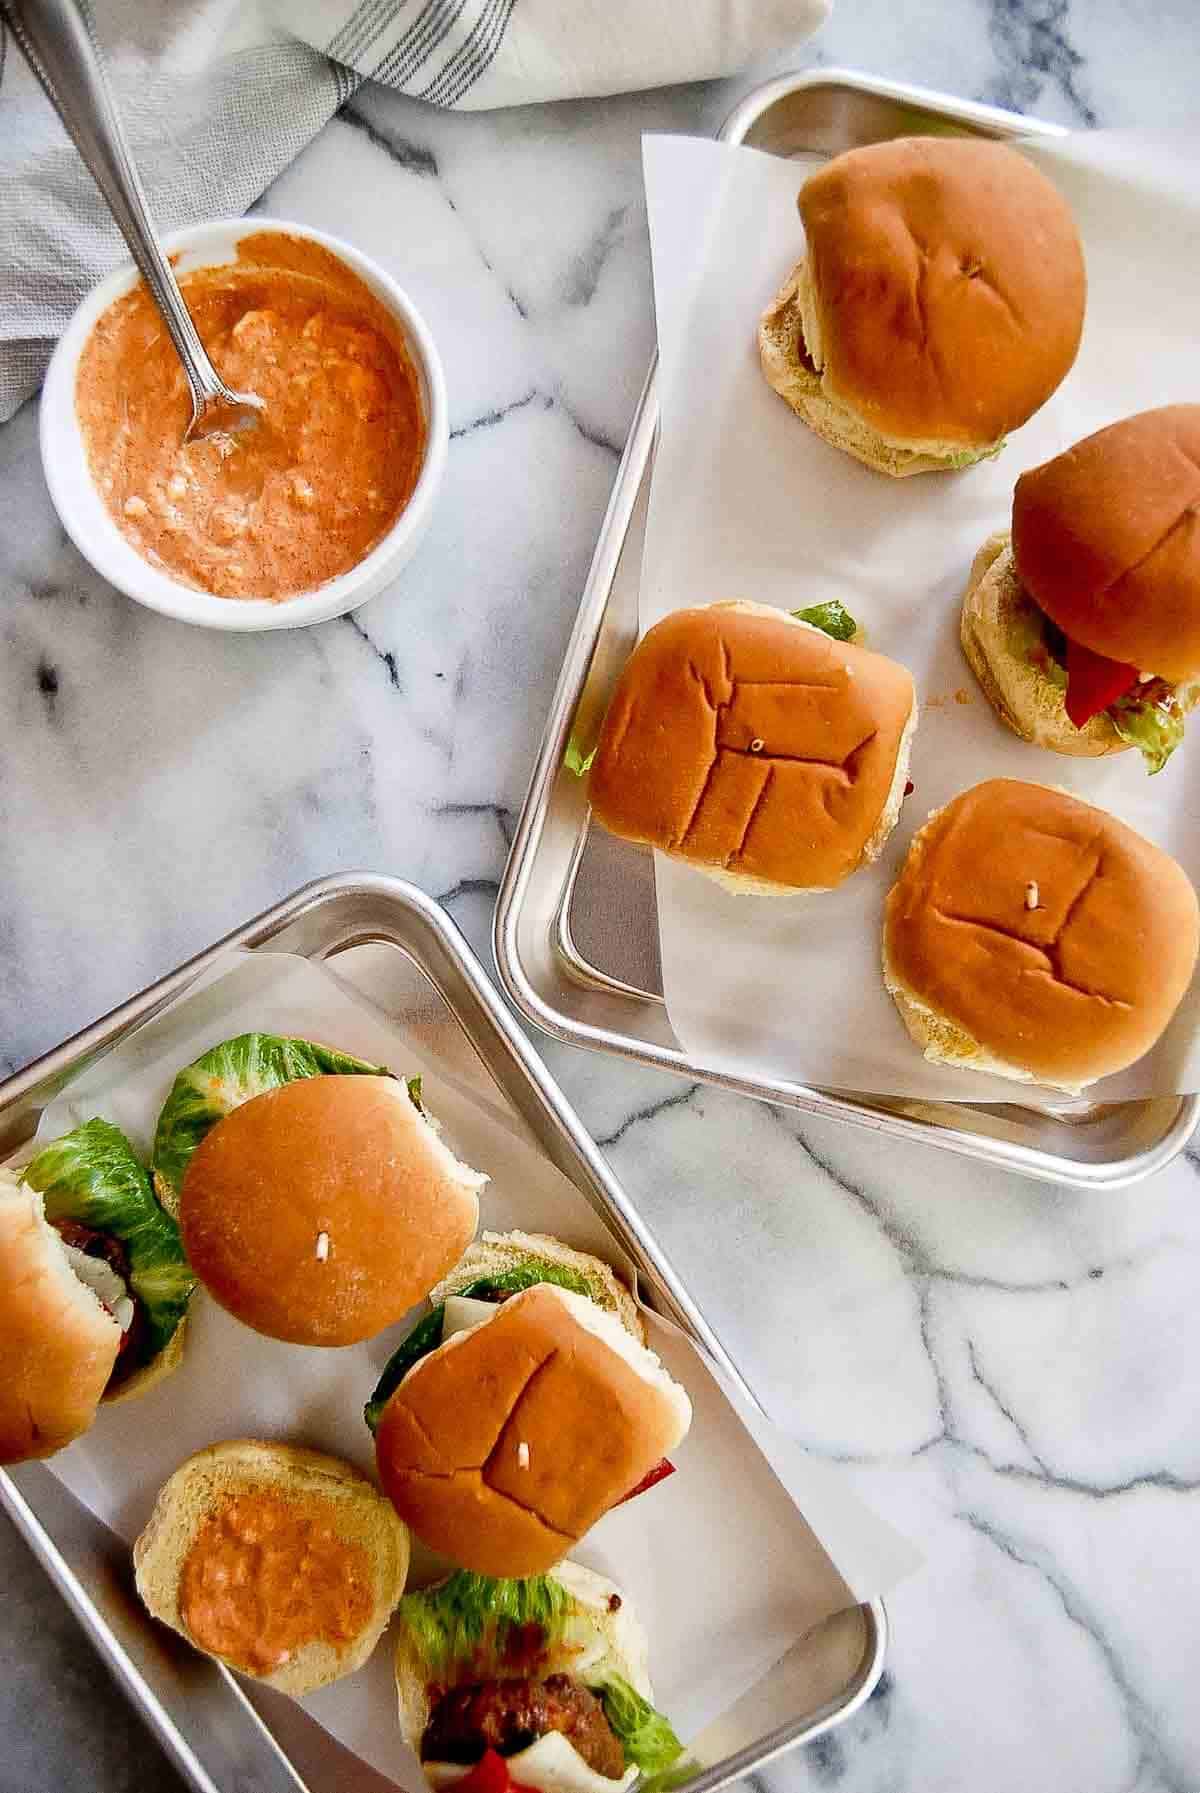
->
[158,1032,486,1347]
[0,1118,195,1464]
[584,601,917,894]
[961,406,1200,774]
[759,137,1086,477]
[883,779,1199,1093]
[368,1232,691,1578]
[394,1560,685,1793]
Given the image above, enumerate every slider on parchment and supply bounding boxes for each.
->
[153,1031,486,1345]
[760,136,1085,476]
[882,779,1199,1092]
[585,600,916,893]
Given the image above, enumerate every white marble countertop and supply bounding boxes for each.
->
[5,6,1200,1792]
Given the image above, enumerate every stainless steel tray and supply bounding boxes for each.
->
[495,67,1200,1190]
[0,873,884,1793]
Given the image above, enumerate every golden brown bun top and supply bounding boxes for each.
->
[799,137,1085,446]
[1012,405,1200,682]
[0,1169,121,1464]
[588,604,915,890]
[180,1076,481,1347]
[884,779,1198,1085]
[375,1284,691,1577]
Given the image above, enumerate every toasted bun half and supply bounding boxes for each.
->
[134,1440,409,1694]
[786,138,1084,462]
[179,1076,485,1346]
[431,1231,644,1343]
[883,779,1199,1091]
[0,1168,121,1463]
[588,602,916,893]
[959,533,1125,757]
[396,1561,653,1793]
[375,1284,692,1577]
[1012,406,1200,683]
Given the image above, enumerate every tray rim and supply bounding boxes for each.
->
[493,65,1200,1190]
[0,871,886,1792]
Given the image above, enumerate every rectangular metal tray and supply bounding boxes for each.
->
[494,67,1200,1190]
[0,872,884,1793]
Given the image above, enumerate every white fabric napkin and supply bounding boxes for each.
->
[0,0,828,421]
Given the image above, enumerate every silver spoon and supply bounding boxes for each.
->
[3,0,264,442]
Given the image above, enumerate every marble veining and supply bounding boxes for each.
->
[3,5,1200,1792]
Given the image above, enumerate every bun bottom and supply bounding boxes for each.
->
[104,1316,189,1406]
[135,1440,410,1695]
[959,536,1125,757]
[758,262,1001,479]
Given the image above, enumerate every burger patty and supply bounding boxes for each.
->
[50,1217,146,1373]
[52,1216,131,1282]
[422,1675,625,1780]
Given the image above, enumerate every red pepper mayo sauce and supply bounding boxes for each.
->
[75,233,425,600]
[179,1489,373,1674]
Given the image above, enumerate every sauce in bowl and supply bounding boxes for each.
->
[75,233,426,601]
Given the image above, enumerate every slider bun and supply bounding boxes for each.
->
[0,1167,121,1463]
[883,779,1199,1091]
[134,1439,410,1695]
[588,602,917,893]
[788,138,1084,464]
[396,1561,652,1793]
[180,1075,484,1346]
[959,533,1124,757]
[1012,405,1200,682]
[375,1284,692,1577]
[431,1230,643,1342]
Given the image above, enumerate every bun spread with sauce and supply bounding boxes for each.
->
[75,233,426,600]
[133,1440,411,1693]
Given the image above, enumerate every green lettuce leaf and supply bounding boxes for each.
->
[596,1673,685,1775]
[792,599,857,642]
[942,438,1005,471]
[564,739,597,777]
[1108,692,1185,775]
[365,1306,447,1432]
[364,1257,594,1432]
[23,1118,194,1362]
[151,1032,394,1204]
[396,1572,573,1678]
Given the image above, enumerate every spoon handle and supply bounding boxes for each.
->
[2,0,232,413]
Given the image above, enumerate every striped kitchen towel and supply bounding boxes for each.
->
[0,0,828,421]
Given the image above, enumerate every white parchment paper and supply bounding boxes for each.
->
[641,130,1200,1101]
[32,947,917,1788]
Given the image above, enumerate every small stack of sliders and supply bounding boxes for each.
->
[574,138,1200,1095]
[2,1031,692,1790]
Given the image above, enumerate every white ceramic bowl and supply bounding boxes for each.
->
[40,218,448,631]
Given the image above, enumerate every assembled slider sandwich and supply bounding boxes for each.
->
[883,779,1199,1091]
[0,1119,194,1464]
[153,1033,486,1346]
[585,601,916,893]
[367,1232,691,1576]
[134,1440,410,1692]
[961,406,1200,773]
[760,136,1086,476]
[394,1561,684,1793]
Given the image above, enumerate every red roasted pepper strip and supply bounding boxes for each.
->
[1064,636,1140,728]
[457,1751,514,1793]
[618,1458,675,1504]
